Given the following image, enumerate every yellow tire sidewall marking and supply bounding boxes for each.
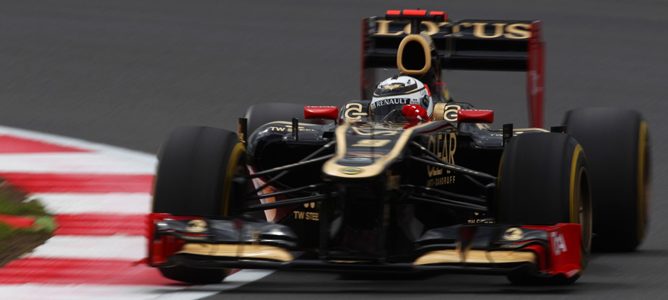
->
[569,144,583,223]
[637,121,648,240]
[222,142,245,216]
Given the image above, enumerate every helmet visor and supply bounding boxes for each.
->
[369,101,410,123]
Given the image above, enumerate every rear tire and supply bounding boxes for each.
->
[565,108,650,252]
[497,133,592,285]
[152,126,246,284]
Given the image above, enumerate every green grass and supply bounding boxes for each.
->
[0,222,13,240]
[0,198,48,216]
[0,182,48,216]
[0,218,54,239]
[0,180,55,266]
[33,216,57,232]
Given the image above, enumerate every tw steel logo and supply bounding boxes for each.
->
[374,20,532,40]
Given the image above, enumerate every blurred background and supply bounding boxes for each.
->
[0,0,666,297]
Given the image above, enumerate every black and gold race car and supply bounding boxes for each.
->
[147,9,650,285]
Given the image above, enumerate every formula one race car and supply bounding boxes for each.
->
[147,9,651,285]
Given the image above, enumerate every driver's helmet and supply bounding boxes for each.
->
[369,75,433,122]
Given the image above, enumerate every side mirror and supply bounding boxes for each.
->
[304,106,339,121]
[457,109,494,124]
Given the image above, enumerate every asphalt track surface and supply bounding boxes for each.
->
[1,0,667,299]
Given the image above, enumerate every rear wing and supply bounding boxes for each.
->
[361,9,545,128]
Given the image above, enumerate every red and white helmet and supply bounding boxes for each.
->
[369,75,433,122]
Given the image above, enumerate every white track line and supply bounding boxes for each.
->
[0,125,156,164]
[32,193,151,215]
[182,269,275,295]
[0,153,155,174]
[0,284,201,300]
[0,269,275,300]
[27,236,146,260]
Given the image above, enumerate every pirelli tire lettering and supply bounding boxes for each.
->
[426,132,457,187]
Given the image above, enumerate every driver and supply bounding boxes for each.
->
[368,75,433,124]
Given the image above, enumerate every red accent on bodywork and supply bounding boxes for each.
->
[385,9,446,21]
[402,9,427,16]
[523,244,547,270]
[527,21,544,128]
[457,109,494,124]
[304,106,340,121]
[522,223,582,278]
[147,213,190,266]
[429,11,446,18]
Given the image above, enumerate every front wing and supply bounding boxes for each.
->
[147,213,582,279]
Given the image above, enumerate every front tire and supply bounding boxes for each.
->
[497,133,592,285]
[152,126,246,284]
[565,108,650,252]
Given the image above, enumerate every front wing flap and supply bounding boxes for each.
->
[147,213,582,278]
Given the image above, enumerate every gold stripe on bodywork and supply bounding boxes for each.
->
[179,243,294,262]
[323,121,449,178]
[397,34,432,76]
[512,128,549,133]
[414,249,536,265]
[432,103,447,121]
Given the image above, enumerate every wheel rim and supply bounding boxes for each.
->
[576,167,593,253]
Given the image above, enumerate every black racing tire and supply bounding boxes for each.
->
[565,108,650,252]
[497,133,592,285]
[245,102,305,136]
[158,266,229,285]
[152,126,246,284]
